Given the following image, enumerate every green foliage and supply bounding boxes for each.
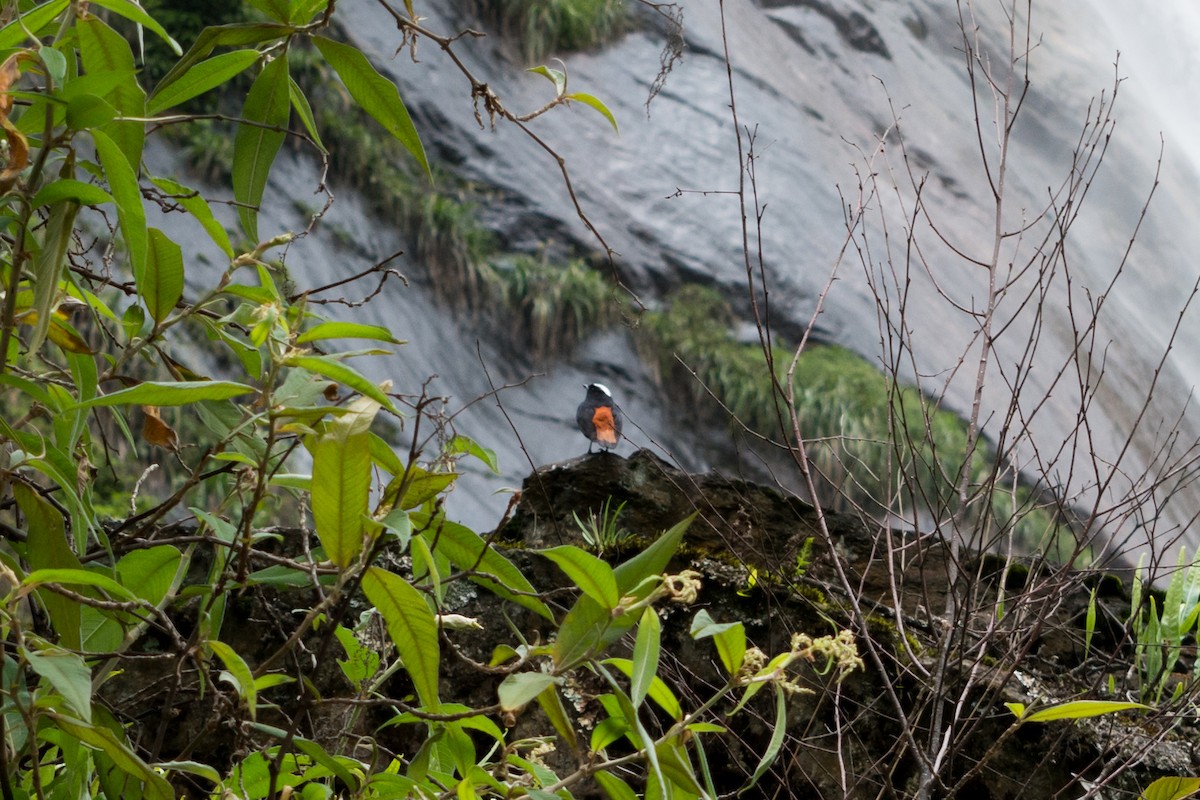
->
[1130,548,1200,703]
[473,0,630,64]
[573,496,634,554]
[0,4,791,798]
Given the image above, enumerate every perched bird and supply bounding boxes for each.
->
[576,383,623,452]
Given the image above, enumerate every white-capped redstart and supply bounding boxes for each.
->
[576,383,622,452]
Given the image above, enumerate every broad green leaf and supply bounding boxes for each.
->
[25,646,92,722]
[31,179,113,208]
[312,35,429,178]
[51,714,173,800]
[154,762,223,786]
[71,380,255,409]
[362,566,441,710]
[1016,700,1150,723]
[283,354,397,413]
[336,625,380,687]
[539,545,619,609]
[690,609,746,676]
[411,512,552,620]
[234,53,290,241]
[553,595,610,669]
[444,434,499,474]
[594,771,638,800]
[147,49,260,114]
[312,396,378,567]
[65,92,118,130]
[614,512,694,593]
[208,640,258,720]
[742,683,788,793]
[497,672,559,712]
[1142,777,1200,800]
[246,0,292,22]
[296,321,404,345]
[528,65,566,96]
[0,0,69,50]
[630,607,660,708]
[28,199,80,354]
[18,481,82,648]
[603,658,682,720]
[77,16,146,169]
[88,0,182,54]
[116,545,181,606]
[92,128,147,281]
[154,761,222,786]
[153,22,292,98]
[22,568,137,601]
[535,682,578,750]
[566,92,619,133]
[292,738,363,792]
[380,465,456,512]
[143,228,184,324]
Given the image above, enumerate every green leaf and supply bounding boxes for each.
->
[312,35,429,178]
[22,568,137,601]
[154,761,223,786]
[25,646,92,722]
[147,49,260,114]
[0,0,69,50]
[443,434,500,474]
[539,545,619,609]
[207,639,258,720]
[380,465,457,512]
[690,609,746,676]
[283,354,397,413]
[742,683,787,793]
[92,128,147,281]
[335,625,380,687]
[65,93,118,131]
[148,175,234,258]
[49,714,173,800]
[154,22,292,98]
[614,512,694,594]
[1017,700,1150,723]
[528,65,566,96]
[1142,777,1200,800]
[565,92,619,134]
[116,545,181,605]
[296,321,404,345]
[311,396,378,567]
[87,0,182,54]
[31,179,113,209]
[77,16,147,169]
[234,53,290,241]
[603,658,683,720]
[412,512,553,620]
[535,682,578,750]
[630,607,660,708]
[28,198,80,354]
[497,672,560,712]
[71,380,255,409]
[142,228,184,324]
[594,771,639,800]
[288,75,325,152]
[362,566,441,710]
[18,482,82,649]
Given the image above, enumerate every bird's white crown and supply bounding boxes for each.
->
[591,383,612,397]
